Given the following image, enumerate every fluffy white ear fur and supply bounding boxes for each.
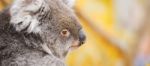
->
[62,0,76,8]
[10,0,43,33]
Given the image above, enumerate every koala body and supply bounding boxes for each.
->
[0,0,86,66]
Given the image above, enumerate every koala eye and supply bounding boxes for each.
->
[60,29,70,37]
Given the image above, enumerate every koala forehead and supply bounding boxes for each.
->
[54,14,81,33]
[42,0,82,35]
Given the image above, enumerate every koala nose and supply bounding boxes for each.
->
[79,29,86,45]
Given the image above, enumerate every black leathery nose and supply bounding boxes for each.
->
[79,29,86,45]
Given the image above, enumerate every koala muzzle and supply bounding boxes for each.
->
[79,29,86,45]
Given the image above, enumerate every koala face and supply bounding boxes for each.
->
[10,0,86,58]
[39,0,86,58]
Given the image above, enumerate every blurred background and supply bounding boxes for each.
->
[1,0,150,66]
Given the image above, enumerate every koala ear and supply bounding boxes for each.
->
[62,0,76,8]
[10,0,43,33]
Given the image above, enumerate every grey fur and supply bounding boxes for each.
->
[0,0,86,66]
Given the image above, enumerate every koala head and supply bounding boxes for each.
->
[10,0,86,58]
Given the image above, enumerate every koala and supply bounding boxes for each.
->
[0,0,86,66]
